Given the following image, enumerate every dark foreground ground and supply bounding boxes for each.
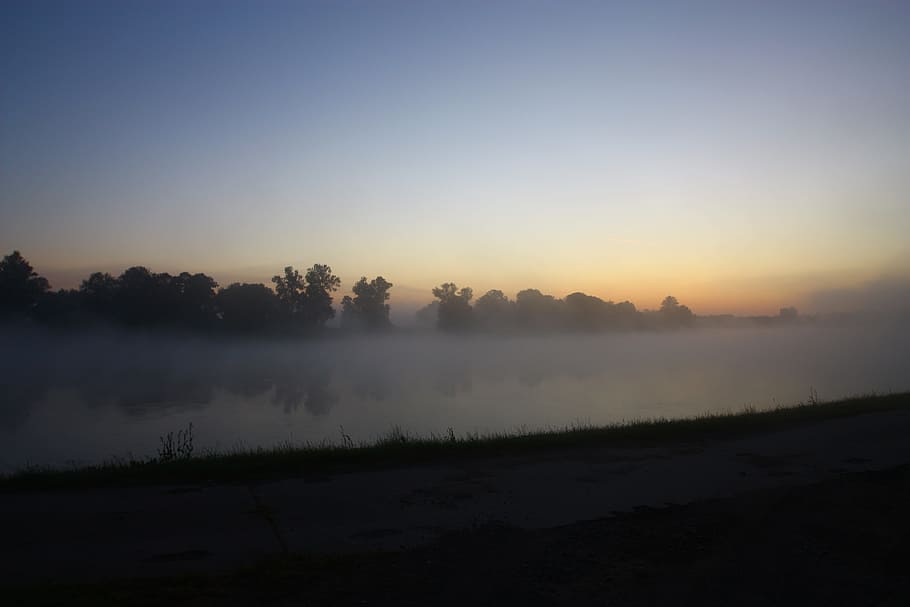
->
[6,398,910,605]
[12,464,909,606]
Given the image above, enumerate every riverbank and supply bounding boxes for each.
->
[4,392,909,491]
[4,402,910,603]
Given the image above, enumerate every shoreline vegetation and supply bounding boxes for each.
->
[1,250,812,336]
[3,392,908,492]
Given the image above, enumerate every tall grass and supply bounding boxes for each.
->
[2,391,908,492]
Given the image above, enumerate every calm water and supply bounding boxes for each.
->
[2,326,908,471]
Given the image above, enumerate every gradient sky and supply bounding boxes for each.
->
[2,0,909,317]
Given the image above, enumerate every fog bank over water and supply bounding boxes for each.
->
[807,276,910,322]
[2,325,909,471]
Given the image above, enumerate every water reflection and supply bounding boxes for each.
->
[1,354,345,425]
[1,327,909,467]
[270,367,337,416]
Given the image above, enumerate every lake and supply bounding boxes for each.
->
[2,325,908,471]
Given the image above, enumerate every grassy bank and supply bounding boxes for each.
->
[3,392,909,491]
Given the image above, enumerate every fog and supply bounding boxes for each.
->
[808,276,910,322]
[2,324,909,471]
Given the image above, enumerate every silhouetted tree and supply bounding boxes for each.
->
[71,268,218,330]
[515,288,562,330]
[302,264,341,327]
[0,251,50,320]
[272,266,306,319]
[271,264,340,330]
[606,300,640,329]
[432,283,474,331]
[659,295,695,327]
[340,296,356,328]
[79,272,118,320]
[171,272,219,329]
[341,276,393,330]
[0,250,709,336]
[564,292,608,331]
[216,283,280,333]
[474,289,513,330]
[113,266,176,326]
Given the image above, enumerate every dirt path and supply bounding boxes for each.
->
[3,410,910,586]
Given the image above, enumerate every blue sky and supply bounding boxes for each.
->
[2,0,909,314]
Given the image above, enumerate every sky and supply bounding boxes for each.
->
[2,0,909,317]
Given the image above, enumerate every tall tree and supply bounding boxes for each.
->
[474,289,513,330]
[432,282,474,331]
[342,276,394,330]
[80,272,118,320]
[272,266,306,319]
[659,295,695,327]
[172,272,219,328]
[0,251,50,319]
[301,264,341,328]
[271,264,340,329]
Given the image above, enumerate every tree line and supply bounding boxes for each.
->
[0,250,696,334]
[0,251,392,334]
[420,283,695,332]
